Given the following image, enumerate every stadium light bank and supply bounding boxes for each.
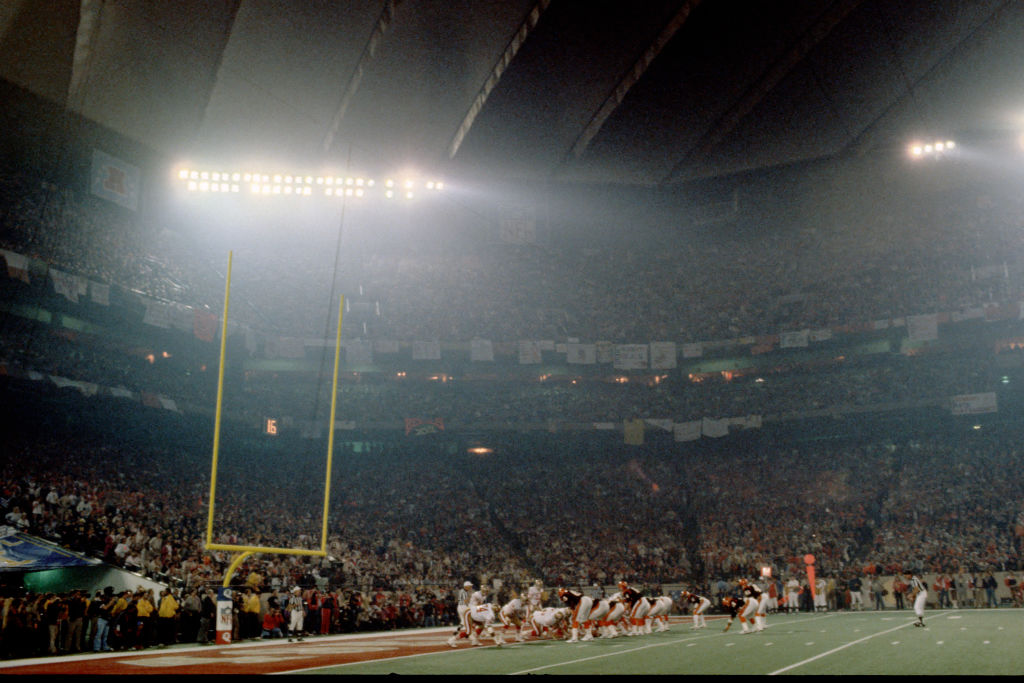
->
[907,139,956,159]
[174,168,445,201]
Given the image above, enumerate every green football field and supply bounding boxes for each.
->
[293,609,1023,675]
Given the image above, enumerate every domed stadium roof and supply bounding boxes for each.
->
[0,0,1019,188]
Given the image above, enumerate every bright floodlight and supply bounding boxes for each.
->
[175,166,445,200]
[909,139,955,159]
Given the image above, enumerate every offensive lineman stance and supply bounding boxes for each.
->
[680,590,712,629]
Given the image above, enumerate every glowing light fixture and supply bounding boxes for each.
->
[175,167,445,200]
[908,139,956,159]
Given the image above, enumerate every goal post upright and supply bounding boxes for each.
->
[322,294,344,555]
[206,250,232,549]
[205,252,344,580]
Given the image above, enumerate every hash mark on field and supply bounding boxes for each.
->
[805,642,814,646]
[983,640,991,644]
[687,643,697,647]
[936,641,944,645]
[724,643,734,647]
[890,641,900,645]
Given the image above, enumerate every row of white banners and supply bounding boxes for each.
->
[6,364,180,412]
[7,244,1024,364]
[631,416,765,441]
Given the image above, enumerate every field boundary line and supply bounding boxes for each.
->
[767,611,952,675]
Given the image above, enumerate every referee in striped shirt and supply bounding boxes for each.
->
[903,571,927,627]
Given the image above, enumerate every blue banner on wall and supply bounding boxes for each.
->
[0,530,102,572]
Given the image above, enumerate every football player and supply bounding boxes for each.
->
[646,595,674,632]
[680,590,711,629]
[739,578,768,632]
[721,594,758,633]
[557,587,593,643]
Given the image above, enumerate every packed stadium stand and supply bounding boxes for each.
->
[3,0,1024,661]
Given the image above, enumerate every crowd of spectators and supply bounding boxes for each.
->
[2,427,1024,658]
[4,148,1024,660]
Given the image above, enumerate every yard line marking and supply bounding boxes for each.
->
[509,634,711,674]
[509,614,837,676]
[768,613,951,675]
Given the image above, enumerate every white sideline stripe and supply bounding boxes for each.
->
[767,612,951,675]
[509,613,838,675]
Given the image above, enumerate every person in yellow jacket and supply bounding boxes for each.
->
[134,590,155,649]
[241,587,262,640]
[157,588,180,646]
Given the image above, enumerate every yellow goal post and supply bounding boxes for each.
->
[204,251,343,585]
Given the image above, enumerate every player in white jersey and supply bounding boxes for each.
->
[462,601,505,646]
[646,595,674,632]
[529,606,570,639]
[904,571,927,628]
[785,576,800,614]
[680,590,711,629]
[814,577,827,611]
[468,586,486,608]
[498,594,528,642]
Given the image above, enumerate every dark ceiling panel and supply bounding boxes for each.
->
[0,0,1019,189]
